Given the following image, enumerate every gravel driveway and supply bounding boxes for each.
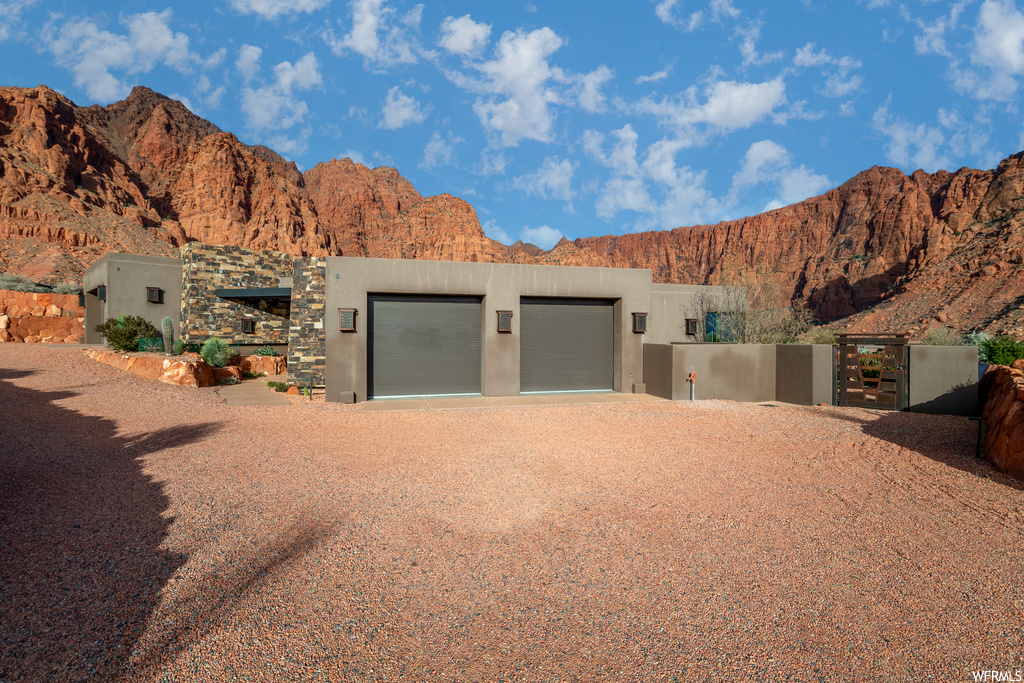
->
[2,344,1023,682]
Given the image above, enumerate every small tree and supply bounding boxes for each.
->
[688,261,811,343]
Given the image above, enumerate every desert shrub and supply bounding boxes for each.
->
[216,376,239,386]
[53,282,82,294]
[963,331,993,361]
[138,337,163,352]
[797,326,837,345]
[921,328,963,346]
[254,345,278,356]
[980,335,1024,366]
[94,315,160,352]
[0,272,47,292]
[200,337,230,368]
[173,340,201,355]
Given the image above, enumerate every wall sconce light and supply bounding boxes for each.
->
[632,312,648,334]
[685,318,698,336]
[97,285,106,301]
[496,309,513,333]
[241,318,256,334]
[338,308,357,332]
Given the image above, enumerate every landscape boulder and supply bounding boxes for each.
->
[980,364,1024,481]
[84,349,216,388]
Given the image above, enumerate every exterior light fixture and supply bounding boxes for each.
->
[338,308,357,332]
[241,318,256,334]
[97,285,106,301]
[146,287,163,304]
[632,312,648,334]
[685,318,698,336]
[496,309,513,333]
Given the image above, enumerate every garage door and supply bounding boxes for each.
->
[520,297,614,393]
[368,295,482,398]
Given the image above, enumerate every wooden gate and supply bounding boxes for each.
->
[836,333,909,410]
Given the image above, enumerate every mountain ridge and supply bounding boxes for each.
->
[1,84,1022,338]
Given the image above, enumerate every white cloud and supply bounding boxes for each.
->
[635,66,672,85]
[482,219,513,244]
[240,52,322,130]
[576,64,613,113]
[230,0,331,19]
[586,124,722,230]
[0,0,38,42]
[654,0,704,31]
[512,156,577,208]
[421,130,461,169]
[872,100,952,171]
[964,0,1024,99]
[439,14,490,55]
[521,224,564,249]
[448,27,568,147]
[731,140,832,210]
[378,86,428,128]
[792,42,863,99]
[737,22,783,67]
[236,44,262,82]
[634,77,787,140]
[341,148,368,165]
[43,10,202,102]
[325,0,420,68]
[909,1,970,57]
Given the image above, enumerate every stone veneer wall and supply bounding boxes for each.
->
[288,257,327,386]
[180,243,294,345]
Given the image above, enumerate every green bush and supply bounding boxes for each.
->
[254,345,278,356]
[53,282,83,294]
[173,339,201,355]
[95,315,160,352]
[797,326,837,345]
[980,335,1024,366]
[0,272,47,292]
[963,331,993,361]
[200,337,230,368]
[921,328,963,346]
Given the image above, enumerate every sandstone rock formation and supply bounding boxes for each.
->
[3,84,1024,337]
[0,289,83,342]
[83,348,217,387]
[980,361,1024,481]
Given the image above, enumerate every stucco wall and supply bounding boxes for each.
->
[776,344,835,406]
[83,254,182,344]
[646,284,746,344]
[908,345,979,416]
[644,343,832,405]
[324,257,653,403]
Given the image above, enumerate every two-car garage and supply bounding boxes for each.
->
[366,294,615,399]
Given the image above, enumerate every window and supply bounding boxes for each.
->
[146,287,163,304]
[241,319,256,334]
[685,318,698,336]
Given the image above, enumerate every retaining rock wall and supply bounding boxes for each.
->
[0,289,84,343]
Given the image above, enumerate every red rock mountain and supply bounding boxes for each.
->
[2,84,1022,337]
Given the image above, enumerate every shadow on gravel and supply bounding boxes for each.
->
[820,407,1024,491]
[0,368,223,681]
[128,520,338,678]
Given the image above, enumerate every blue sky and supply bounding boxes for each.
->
[2,0,1024,249]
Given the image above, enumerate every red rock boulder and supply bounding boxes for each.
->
[980,364,1024,481]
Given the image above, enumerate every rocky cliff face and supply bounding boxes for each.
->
[2,84,1023,337]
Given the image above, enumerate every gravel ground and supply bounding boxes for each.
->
[2,343,1023,682]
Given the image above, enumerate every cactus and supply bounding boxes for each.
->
[161,316,174,354]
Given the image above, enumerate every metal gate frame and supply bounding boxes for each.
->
[836,333,909,410]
